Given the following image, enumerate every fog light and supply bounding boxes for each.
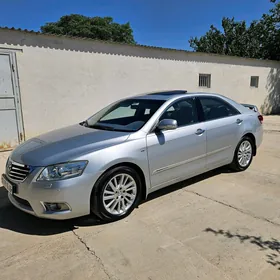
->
[44,202,70,212]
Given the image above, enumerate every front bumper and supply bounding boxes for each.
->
[4,167,102,220]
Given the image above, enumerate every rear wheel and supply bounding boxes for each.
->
[230,136,254,171]
[91,166,142,222]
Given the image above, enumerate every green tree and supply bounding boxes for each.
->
[41,14,136,44]
[189,1,280,60]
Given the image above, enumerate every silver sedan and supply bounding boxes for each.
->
[1,91,263,221]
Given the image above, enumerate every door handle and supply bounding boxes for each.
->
[236,119,243,125]
[195,129,205,135]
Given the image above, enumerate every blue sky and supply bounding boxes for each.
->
[0,0,274,50]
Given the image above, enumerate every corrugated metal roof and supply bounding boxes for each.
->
[0,26,279,64]
[0,26,190,53]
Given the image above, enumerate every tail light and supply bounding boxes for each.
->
[258,114,263,124]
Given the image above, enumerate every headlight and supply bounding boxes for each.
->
[37,161,88,181]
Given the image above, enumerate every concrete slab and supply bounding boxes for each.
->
[0,151,9,174]
[263,115,280,132]
[0,131,280,280]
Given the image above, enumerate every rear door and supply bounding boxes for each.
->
[197,96,243,170]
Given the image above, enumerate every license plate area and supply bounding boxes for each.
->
[1,174,17,194]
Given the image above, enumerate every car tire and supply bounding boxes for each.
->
[230,136,254,171]
[91,166,142,222]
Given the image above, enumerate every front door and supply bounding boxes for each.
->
[0,51,24,152]
[197,96,243,169]
[147,97,207,190]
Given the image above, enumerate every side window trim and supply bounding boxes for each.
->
[197,96,241,122]
[149,97,199,134]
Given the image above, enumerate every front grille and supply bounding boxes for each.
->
[12,195,32,209]
[6,161,30,182]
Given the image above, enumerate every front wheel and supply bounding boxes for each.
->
[230,136,254,171]
[91,166,142,222]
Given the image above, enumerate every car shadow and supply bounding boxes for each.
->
[0,187,107,236]
[143,166,235,203]
[0,166,234,236]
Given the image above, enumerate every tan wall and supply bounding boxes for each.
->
[0,29,279,138]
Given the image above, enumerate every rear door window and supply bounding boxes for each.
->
[198,97,240,121]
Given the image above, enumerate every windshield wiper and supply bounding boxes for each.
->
[91,124,116,131]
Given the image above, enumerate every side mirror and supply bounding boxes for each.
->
[157,119,178,131]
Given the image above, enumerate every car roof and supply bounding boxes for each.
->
[134,90,222,101]
[132,90,247,113]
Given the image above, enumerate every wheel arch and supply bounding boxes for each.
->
[93,162,148,201]
[242,132,257,156]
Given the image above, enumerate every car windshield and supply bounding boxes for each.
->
[84,99,165,132]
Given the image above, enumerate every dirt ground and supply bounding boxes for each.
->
[1,117,280,280]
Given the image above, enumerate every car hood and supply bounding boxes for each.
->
[10,124,130,166]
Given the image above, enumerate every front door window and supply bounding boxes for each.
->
[159,98,198,127]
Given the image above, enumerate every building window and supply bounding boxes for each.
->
[199,74,211,88]
[250,76,259,88]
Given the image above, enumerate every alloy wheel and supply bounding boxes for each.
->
[102,173,137,215]
[237,140,252,167]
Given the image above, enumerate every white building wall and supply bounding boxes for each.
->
[0,29,279,139]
